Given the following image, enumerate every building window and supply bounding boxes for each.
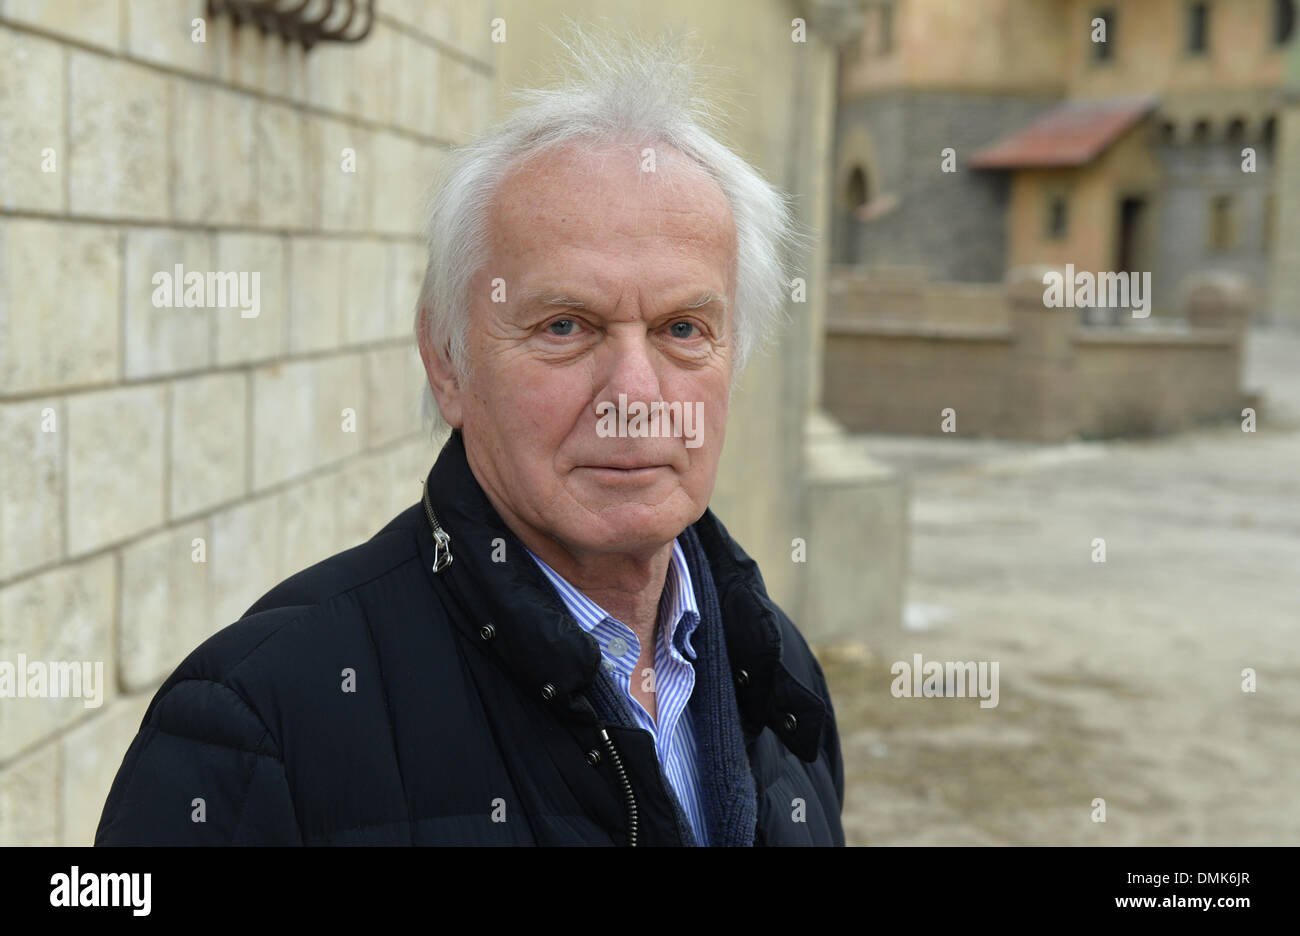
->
[1045,189,1070,240]
[1262,115,1277,145]
[847,166,869,212]
[879,4,894,55]
[1225,118,1247,143]
[1275,0,1296,46]
[1208,195,1236,251]
[1185,1,1210,55]
[1191,118,1212,143]
[1158,120,1177,144]
[1091,7,1116,62]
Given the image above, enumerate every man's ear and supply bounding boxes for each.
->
[417,314,465,428]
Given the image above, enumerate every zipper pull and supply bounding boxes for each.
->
[431,525,452,573]
[422,478,454,573]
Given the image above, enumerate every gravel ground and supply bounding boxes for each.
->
[819,327,1300,846]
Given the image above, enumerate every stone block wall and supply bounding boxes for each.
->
[0,0,496,845]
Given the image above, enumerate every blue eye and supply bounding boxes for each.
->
[669,321,698,339]
[548,319,577,336]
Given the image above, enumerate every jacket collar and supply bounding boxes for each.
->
[415,429,829,761]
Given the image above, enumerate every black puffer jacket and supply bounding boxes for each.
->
[96,431,845,846]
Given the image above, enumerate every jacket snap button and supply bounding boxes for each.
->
[735,668,750,687]
[586,749,601,766]
[541,683,557,701]
[783,712,798,732]
[479,623,496,640]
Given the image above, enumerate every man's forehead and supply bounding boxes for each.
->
[491,141,736,241]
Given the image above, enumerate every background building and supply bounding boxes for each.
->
[835,0,1296,323]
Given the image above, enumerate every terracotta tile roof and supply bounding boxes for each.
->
[969,96,1160,169]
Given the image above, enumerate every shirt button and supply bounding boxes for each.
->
[606,636,629,659]
[735,668,750,687]
[478,623,496,640]
[541,683,557,701]
[601,660,615,675]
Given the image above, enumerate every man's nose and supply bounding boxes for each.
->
[596,331,663,411]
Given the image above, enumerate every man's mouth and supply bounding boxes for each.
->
[577,464,670,481]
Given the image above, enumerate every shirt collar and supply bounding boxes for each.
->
[525,539,700,664]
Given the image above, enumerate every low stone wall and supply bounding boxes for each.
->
[829,267,1009,329]
[824,270,1251,441]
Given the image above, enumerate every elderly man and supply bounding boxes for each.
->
[96,33,844,847]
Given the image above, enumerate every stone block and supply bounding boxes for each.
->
[0,555,117,761]
[123,227,212,377]
[340,240,391,344]
[68,53,168,218]
[66,385,166,555]
[309,117,371,233]
[394,32,439,136]
[172,82,257,225]
[372,134,437,236]
[126,0,212,75]
[213,233,286,365]
[4,0,123,51]
[170,372,248,519]
[119,521,211,691]
[0,27,64,211]
[250,359,314,490]
[314,354,365,466]
[288,238,345,353]
[0,742,59,845]
[363,344,426,448]
[0,400,64,580]
[254,102,311,230]
[0,219,121,394]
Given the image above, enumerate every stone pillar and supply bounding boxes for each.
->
[1007,266,1078,441]
[1270,28,1300,326]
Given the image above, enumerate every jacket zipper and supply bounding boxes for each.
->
[422,478,454,572]
[598,728,638,847]
[425,475,636,844]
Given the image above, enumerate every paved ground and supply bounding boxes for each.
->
[819,327,1300,846]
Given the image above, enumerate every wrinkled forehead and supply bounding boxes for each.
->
[487,138,738,277]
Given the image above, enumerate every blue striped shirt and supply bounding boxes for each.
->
[525,539,708,845]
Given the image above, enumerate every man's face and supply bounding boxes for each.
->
[424,140,737,562]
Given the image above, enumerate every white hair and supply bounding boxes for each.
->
[413,24,808,429]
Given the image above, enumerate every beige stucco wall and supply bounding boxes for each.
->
[1064,0,1289,99]
[841,0,1067,96]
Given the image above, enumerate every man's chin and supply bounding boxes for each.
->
[568,505,696,554]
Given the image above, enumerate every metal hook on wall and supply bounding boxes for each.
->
[206,0,374,51]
